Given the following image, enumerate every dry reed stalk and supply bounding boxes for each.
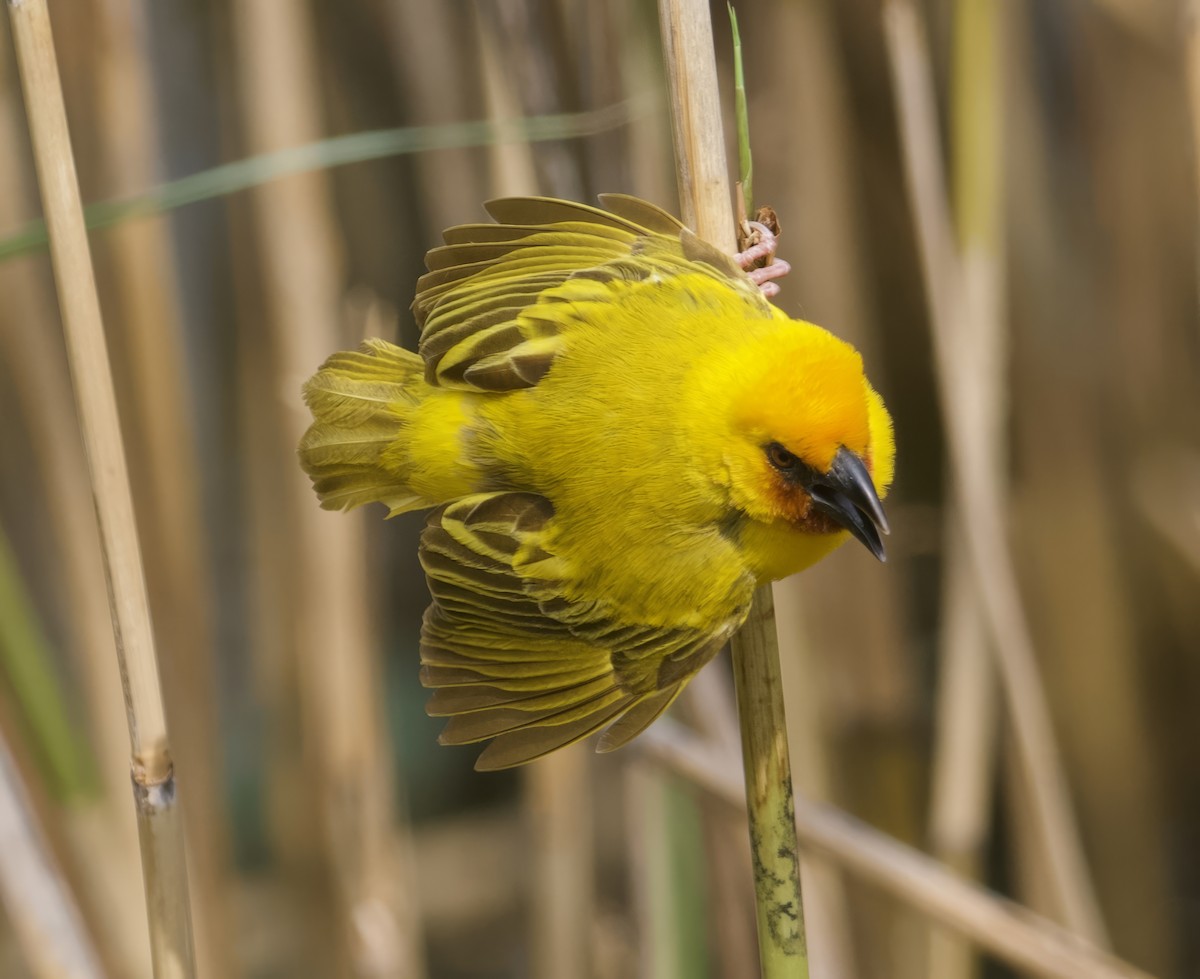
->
[657,2,809,975]
[1012,302,1171,959]
[475,12,540,196]
[234,275,348,971]
[385,0,487,238]
[617,0,674,209]
[655,0,735,246]
[476,0,585,201]
[0,730,106,979]
[624,763,681,979]
[230,2,421,975]
[997,8,1180,967]
[1191,3,1200,264]
[0,274,152,978]
[527,749,594,979]
[85,1,233,973]
[927,1,1006,975]
[881,0,1108,945]
[6,1,197,976]
[640,722,1154,979]
[0,28,152,977]
[676,671,759,979]
[576,2,629,195]
[216,72,325,910]
[927,524,996,979]
[665,672,756,979]
[696,802,758,979]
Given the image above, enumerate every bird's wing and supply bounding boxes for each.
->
[413,194,771,392]
[419,491,746,770]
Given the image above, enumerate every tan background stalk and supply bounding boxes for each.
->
[1009,0,1176,958]
[1191,2,1200,231]
[927,1,1005,975]
[881,0,1107,944]
[229,2,422,975]
[0,21,151,976]
[83,0,234,972]
[5,0,196,975]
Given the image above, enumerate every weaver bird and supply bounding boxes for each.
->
[300,196,894,770]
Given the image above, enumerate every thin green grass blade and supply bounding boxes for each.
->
[728,2,753,216]
[0,96,652,263]
[0,527,98,803]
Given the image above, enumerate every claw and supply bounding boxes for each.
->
[745,259,791,298]
[734,217,789,297]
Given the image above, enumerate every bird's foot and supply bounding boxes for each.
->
[735,209,790,299]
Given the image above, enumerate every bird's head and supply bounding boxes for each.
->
[708,321,895,571]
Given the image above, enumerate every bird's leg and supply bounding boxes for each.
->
[735,219,791,299]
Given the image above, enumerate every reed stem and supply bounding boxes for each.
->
[4,1,196,975]
[231,2,422,973]
[928,1,1005,975]
[657,1,808,975]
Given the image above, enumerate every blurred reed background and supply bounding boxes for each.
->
[0,0,1196,977]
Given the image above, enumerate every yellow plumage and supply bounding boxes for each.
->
[299,195,894,770]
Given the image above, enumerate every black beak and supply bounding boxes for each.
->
[805,447,890,562]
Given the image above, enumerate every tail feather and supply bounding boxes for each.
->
[299,339,429,514]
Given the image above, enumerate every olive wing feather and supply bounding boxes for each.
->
[419,492,743,770]
[412,195,769,393]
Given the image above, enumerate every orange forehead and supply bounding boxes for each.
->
[731,326,870,472]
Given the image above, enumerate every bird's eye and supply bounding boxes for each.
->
[765,442,800,473]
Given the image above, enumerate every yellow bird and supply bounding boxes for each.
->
[299,195,894,770]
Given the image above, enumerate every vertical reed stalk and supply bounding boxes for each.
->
[617,0,674,208]
[5,1,196,975]
[679,671,759,979]
[1188,1,1200,292]
[386,1,487,238]
[882,0,1107,945]
[230,3,421,974]
[527,750,594,979]
[626,764,677,979]
[656,0,736,245]
[0,34,150,972]
[86,0,234,972]
[656,2,808,974]
[927,2,1005,976]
